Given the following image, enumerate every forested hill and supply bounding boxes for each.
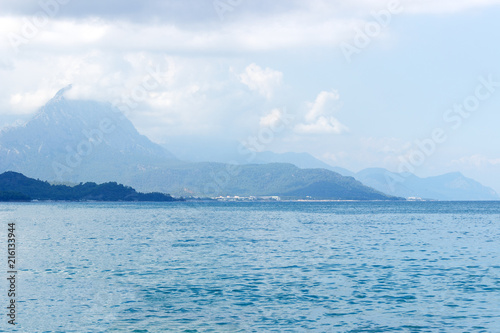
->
[0,171,178,202]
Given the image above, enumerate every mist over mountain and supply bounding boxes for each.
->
[0,88,395,200]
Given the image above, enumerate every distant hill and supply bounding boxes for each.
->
[0,171,177,201]
[166,136,498,200]
[130,162,399,199]
[0,190,31,202]
[164,137,355,176]
[252,151,354,177]
[355,168,499,201]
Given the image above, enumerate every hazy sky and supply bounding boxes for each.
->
[1,0,500,191]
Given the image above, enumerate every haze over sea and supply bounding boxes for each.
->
[1,201,499,332]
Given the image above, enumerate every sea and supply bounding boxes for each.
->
[0,201,499,332]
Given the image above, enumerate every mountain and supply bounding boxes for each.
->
[164,137,498,200]
[165,137,355,176]
[0,171,177,201]
[0,85,177,183]
[0,87,396,200]
[253,151,354,177]
[129,162,398,199]
[355,168,499,201]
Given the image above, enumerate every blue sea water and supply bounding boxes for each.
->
[0,201,499,332]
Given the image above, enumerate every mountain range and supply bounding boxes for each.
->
[0,87,397,200]
[355,168,499,201]
[1,87,497,200]
[164,138,499,201]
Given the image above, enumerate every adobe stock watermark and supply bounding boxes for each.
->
[52,66,167,181]
[7,0,70,54]
[340,0,403,63]
[201,109,295,197]
[213,0,243,21]
[384,74,499,192]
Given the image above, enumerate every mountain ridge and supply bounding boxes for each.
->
[354,168,499,201]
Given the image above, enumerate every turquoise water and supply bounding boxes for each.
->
[1,201,499,332]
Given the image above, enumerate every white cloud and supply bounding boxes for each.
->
[0,52,263,142]
[1,0,499,146]
[331,0,500,14]
[1,0,499,63]
[9,89,55,114]
[1,1,497,72]
[0,14,354,59]
[401,0,500,14]
[305,90,340,122]
[260,108,283,128]
[238,63,283,99]
[295,90,348,135]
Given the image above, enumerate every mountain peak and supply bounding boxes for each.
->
[52,84,72,102]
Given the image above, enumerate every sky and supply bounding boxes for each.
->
[1,0,500,192]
